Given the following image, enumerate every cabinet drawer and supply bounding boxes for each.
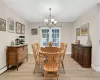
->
[17,48,23,52]
[17,48,24,54]
[24,46,28,50]
[8,52,16,56]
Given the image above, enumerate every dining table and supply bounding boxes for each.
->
[40,47,63,53]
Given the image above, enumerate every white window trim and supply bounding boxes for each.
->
[40,26,61,47]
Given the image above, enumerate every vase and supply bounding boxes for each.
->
[86,28,92,46]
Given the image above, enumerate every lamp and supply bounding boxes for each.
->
[44,8,57,28]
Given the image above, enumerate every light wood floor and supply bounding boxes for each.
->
[0,54,100,80]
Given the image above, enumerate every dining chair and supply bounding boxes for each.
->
[60,42,67,73]
[32,43,42,74]
[39,47,63,80]
[47,42,53,47]
[35,42,40,51]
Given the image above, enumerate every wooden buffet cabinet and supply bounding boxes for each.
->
[71,44,92,68]
[6,44,28,70]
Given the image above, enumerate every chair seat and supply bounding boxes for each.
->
[43,62,59,72]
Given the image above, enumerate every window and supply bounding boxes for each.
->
[40,27,61,46]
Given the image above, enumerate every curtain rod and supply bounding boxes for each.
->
[39,26,62,28]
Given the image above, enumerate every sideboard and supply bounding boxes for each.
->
[6,44,28,70]
[71,44,92,68]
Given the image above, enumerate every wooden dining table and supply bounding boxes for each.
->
[40,47,63,53]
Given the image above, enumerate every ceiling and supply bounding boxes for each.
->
[1,0,99,22]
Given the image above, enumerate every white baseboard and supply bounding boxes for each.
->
[66,52,71,54]
[92,64,100,72]
[0,66,7,74]
[28,52,33,54]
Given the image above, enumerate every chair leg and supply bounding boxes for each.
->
[61,61,65,73]
[57,72,58,80]
[44,71,46,80]
[33,64,36,74]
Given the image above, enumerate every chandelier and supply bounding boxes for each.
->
[44,8,57,28]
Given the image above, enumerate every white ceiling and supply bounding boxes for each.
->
[1,0,99,22]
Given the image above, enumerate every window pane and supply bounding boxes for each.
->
[52,30,54,33]
[57,29,59,33]
[57,34,59,38]
[47,34,49,38]
[43,34,46,38]
[41,28,60,46]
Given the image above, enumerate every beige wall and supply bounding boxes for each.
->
[0,1,28,74]
[27,22,73,54]
[72,4,100,71]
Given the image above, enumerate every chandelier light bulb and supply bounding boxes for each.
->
[51,19,55,22]
[45,19,48,23]
[54,21,57,24]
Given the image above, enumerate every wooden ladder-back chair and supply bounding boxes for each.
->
[60,42,67,73]
[39,47,63,80]
[35,42,40,51]
[32,43,42,74]
[47,42,53,47]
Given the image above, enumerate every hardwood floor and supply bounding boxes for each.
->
[0,54,100,80]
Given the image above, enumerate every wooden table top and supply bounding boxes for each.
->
[39,47,64,54]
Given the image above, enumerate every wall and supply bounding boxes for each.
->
[27,22,73,54]
[72,4,100,71]
[0,1,28,74]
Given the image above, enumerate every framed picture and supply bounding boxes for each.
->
[76,28,80,36]
[7,18,15,33]
[21,24,25,34]
[16,22,21,34]
[0,18,6,31]
[31,28,38,35]
[81,23,89,36]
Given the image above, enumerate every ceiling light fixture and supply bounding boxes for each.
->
[44,8,57,28]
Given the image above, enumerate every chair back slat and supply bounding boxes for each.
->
[32,43,41,64]
[60,42,67,60]
[47,42,53,47]
[35,42,40,50]
[32,44,37,62]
